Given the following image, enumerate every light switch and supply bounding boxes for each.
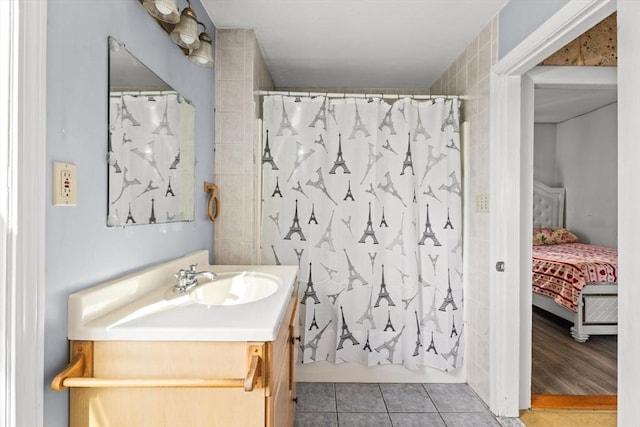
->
[53,162,77,206]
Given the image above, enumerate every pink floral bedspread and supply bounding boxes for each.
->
[532,242,617,312]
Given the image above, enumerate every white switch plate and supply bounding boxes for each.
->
[53,162,77,206]
[475,194,489,213]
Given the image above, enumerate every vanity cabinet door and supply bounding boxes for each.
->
[266,296,297,427]
[269,344,291,427]
[288,301,299,426]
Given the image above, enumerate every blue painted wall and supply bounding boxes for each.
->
[45,1,215,425]
[499,0,570,58]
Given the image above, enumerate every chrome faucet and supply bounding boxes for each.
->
[173,264,217,293]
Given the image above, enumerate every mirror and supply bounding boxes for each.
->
[107,36,195,227]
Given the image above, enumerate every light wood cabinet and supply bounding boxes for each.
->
[53,296,298,427]
[268,300,297,427]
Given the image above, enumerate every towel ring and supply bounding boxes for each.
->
[203,182,219,221]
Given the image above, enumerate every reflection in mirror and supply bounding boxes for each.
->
[107,36,195,227]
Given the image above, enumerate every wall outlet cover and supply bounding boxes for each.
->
[53,162,77,206]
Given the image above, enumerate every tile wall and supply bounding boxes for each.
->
[214,29,274,264]
[430,17,498,403]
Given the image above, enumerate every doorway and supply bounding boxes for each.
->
[487,0,621,418]
[530,65,617,401]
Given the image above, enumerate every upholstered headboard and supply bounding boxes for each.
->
[533,181,565,228]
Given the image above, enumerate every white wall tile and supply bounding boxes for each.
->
[456,66,467,95]
[430,13,498,404]
[467,52,479,90]
[216,29,245,49]
[216,203,244,239]
[217,143,244,175]
[218,111,244,143]
[217,174,245,205]
[479,44,493,80]
[218,48,246,81]
[218,80,245,112]
[214,29,274,264]
[479,21,493,50]
[214,237,244,263]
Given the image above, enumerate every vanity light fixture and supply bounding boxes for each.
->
[140,0,214,69]
[142,0,180,24]
[170,5,200,50]
[188,26,214,68]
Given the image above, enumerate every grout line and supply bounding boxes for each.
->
[378,383,391,415]
[296,382,506,426]
[421,383,442,413]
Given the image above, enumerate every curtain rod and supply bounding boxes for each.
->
[110,90,178,97]
[257,90,468,100]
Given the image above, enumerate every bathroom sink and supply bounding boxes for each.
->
[67,251,298,341]
[189,272,280,306]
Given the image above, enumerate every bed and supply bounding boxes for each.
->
[532,181,618,342]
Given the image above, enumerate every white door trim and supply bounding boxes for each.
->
[615,2,640,424]
[488,0,616,417]
[0,1,47,427]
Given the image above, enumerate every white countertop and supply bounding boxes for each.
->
[67,251,298,342]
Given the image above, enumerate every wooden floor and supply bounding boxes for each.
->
[520,409,617,427]
[531,394,616,410]
[531,307,617,395]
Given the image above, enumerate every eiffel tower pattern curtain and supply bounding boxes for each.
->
[108,93,191,226]
[261,96,463,371]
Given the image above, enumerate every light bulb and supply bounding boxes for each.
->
[156,3,172,15]
[180,34,196,45]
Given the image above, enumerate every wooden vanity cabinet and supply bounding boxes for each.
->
[58,296,298,427]
[267,298,298,427]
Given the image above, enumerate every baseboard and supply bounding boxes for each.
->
[531,394,617,410]
[296,361,466,383]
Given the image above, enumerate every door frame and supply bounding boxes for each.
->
[488,0,616,418]
[0,1,47,427]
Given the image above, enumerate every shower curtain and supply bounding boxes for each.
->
[261,96,463,371]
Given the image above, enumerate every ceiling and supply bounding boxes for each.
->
[201,0,508,89]
[534,87,618,123]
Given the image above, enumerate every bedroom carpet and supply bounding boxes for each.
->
[531,307,617,395]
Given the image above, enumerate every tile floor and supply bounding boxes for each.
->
[294,382,521,427]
